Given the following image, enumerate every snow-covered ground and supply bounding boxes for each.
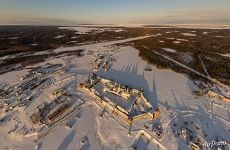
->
[59,26,125,34]
[59,27,98,34]
[0,35,229,150]
[9,37,19,40]
[172,41,181,44]
[176,38,189,42]
[54,35,65,39]
[221,53,230,58]
[162,48,176,53]
[181,33,197,37]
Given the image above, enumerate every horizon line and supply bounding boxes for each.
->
[0,23,230,29]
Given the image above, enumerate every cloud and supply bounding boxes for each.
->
[150,9,230,24]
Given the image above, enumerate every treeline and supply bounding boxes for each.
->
[134,44,206,81]
[133,35,230,85]
[0,26,159,58]
[200,53,230,85]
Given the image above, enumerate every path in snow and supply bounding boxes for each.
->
[54,35,155,53]
[198,55,210,78]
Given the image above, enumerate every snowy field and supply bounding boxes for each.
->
[0,34,229,150]
[59,26,125,35]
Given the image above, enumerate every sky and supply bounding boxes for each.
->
[0,0,230,25]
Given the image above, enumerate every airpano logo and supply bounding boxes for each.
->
[202,140,227,148]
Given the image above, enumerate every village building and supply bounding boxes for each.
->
[80,75,160,124]
[207,91,230,102]
[48,103,70,123]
